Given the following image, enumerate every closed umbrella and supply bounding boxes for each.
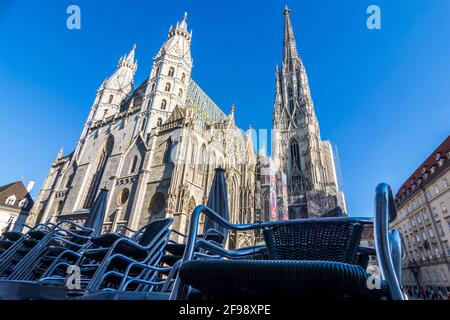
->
[204,168,230,237]
[85,188,108,236]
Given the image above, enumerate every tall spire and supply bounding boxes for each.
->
[179,12,188,31]
[168,12,191,41]
[126,44,136,62]
[283,5,299,65]
[118,44,138,72]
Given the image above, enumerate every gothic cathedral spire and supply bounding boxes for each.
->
[283,5,299,69]
[272,6,341,218]
[142,12,193,134]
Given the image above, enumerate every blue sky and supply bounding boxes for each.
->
[0,0,449,217]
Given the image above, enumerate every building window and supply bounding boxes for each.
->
[444,178,449,189]
[157,118,163,127]
[161,99,167,110]
[19,198,29,209]
[441,202,447,214]
[130,155,138,174]
[108,95,114,104]
[290,139,300,169]
[165,83,171,92]
[5,195,16,206]
[444,242,450,256]
[289,100,294,113]
[151,83,156,92]
[432,207,438,217]
[197,145,207,172]
[148,193,166,219]
[437,223,445,237]
[164,139,173,164]
[289,87,293,97]
[56,200,64,214]
[178,88,183,98]
[168,67,175,77]
[435,185,440,194]
[140,117,147,131]
[117,188,130,206]
[181,73,186,84]
[190,141,197,168]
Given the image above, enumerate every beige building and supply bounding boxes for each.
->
[391,135,450,299]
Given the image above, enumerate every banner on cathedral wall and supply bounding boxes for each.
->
[259,157,279,221]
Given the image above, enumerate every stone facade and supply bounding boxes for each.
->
[27,14,256,248]
[391,135,450,299]
[27,7,345,248]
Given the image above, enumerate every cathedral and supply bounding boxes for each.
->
[27,7,346,247]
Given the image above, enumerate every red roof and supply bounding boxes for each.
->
[395,135,450,205]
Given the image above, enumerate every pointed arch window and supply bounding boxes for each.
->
[198,145,207,172]
[130,155,138,174]
[289,100,294,114]
[165,83,171,92]
[288,86,293,97]
[157,118,163,127]
[181,73,186,84]
[56,200,64,214]
[151,83,156,92]
[84,135,114,208]
[148,193,166,219]
[190,141,197,168]
[161,99,167,110]
[108,95,114,104]
[290,139,301,169]
[164,138,173,164]
[168,67,175,77]
[140,117,147,131]
[178,88,183,98]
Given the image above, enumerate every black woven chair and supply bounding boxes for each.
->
[174,183,406,301]
[263,220,364,263]
[178,219,381,300]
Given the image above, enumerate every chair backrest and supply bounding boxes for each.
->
[138,218,173,247]
[202,228,226,246]
[263,219,364,264]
